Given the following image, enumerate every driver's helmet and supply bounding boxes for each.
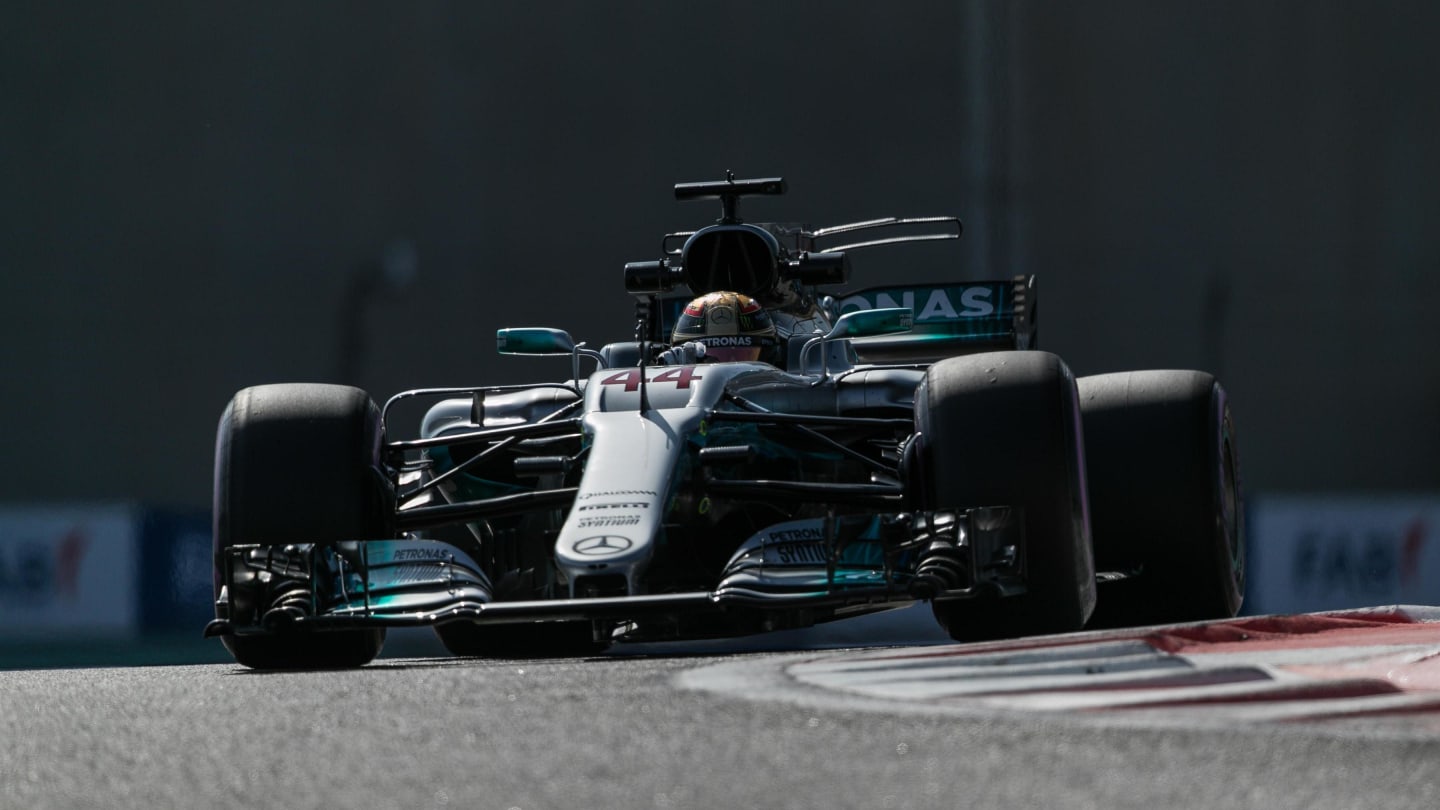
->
[671,291,777,363]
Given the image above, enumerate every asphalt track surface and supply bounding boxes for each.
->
[3,607,1437,810]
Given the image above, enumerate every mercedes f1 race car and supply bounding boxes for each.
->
[206,175,1245,668]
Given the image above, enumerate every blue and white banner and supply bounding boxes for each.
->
[1247,495,1440,614]
[0,503,140,639]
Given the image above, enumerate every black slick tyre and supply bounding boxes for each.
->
[213,383,393,669]
[1078,371,1245,626]
[916,351,1096,641]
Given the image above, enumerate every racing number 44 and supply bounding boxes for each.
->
[600,367,703,392]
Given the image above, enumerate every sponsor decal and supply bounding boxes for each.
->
[572,535,634,556]
[762,540,887,567]
[770,542,830,565]
[576,515,643,529]
[839,286,997,321]
[391,548,456,562]
[767,527,827,543]
[696,335,755,347]
[577,502,650,511]
[580,489,659,500]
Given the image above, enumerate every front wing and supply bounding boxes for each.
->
[204,507,1027,642]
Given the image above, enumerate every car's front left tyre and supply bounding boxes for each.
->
[916,351,1097,641]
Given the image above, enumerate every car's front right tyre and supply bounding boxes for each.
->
[213,383,392,669]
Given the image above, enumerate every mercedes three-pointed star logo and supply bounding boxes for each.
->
[572,535,635,556]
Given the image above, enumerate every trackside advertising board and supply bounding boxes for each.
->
[137,508,214,633]
[1247,495,1440,614]
[0,503,139,639]
[3,497,1432,638]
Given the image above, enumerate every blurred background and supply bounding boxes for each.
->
[2,1,1437,664]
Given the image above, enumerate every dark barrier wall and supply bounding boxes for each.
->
[3,2,1438,508]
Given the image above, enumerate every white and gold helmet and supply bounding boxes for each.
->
[670,291,777,363]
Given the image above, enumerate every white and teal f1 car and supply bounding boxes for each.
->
[206,175,1245,668]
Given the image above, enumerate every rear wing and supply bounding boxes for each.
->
[646,276,1035,366]
[626,181,1023,365]
[840,276,1036,364]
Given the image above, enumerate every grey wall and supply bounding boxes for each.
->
[3,1,1437,508]
[1017,3,1440,492]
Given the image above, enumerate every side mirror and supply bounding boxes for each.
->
[624,260,684,294]
[783,250,850,287]
[823,307,914,340]
[497,328,575,355]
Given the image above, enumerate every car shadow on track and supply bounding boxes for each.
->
[355,603,956,669]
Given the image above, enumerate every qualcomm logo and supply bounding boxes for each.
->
[572,535,634,556]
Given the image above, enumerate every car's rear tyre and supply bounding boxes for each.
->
[916,351,1096,641]
[214,383,392,669]
[1079,371,1245,626]
[435,621,609,658]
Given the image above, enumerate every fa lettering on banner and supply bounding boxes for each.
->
[0,530,88,603]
